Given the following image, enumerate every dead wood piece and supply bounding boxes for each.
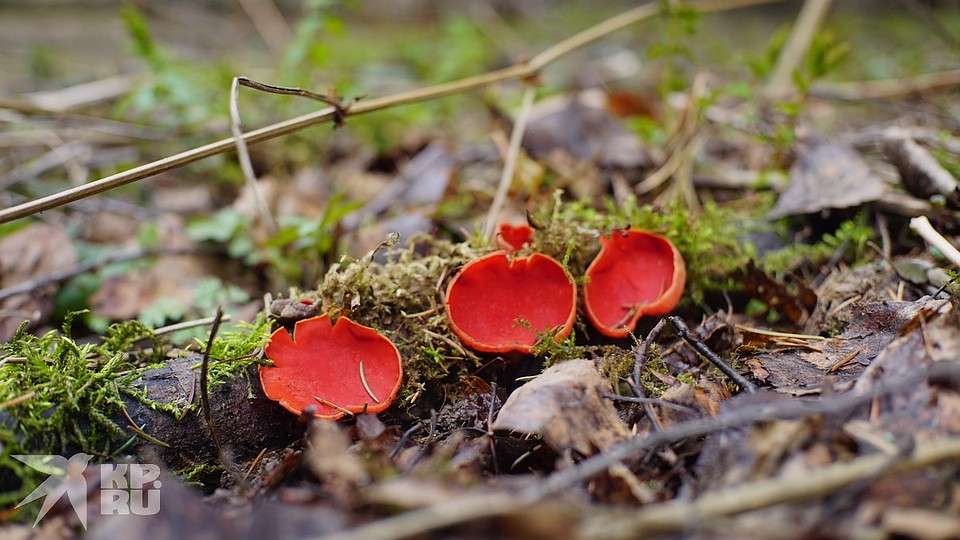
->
[884,133,960,206]
[121,355,302,469]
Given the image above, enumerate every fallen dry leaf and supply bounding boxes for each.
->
[306,420,369,505]
[739,261,816,325]
[769,134,886,218]
[492,359,629,455]
[748,298,932,393]
[89,216,206,321]
[0,222,77,340]
[523,90,650,169]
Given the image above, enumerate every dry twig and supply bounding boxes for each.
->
[579,437,960,538]
[316,361,960,540]
[669,316,758,393]
[0,0,784,224]
[763,0,834,100]
[483,84,537,238]
[811,68,960,101]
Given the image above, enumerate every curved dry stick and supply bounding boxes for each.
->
[317,361,960,540]
[0,0,782,224]
[483,85,537,239]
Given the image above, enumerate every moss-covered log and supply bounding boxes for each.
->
[1,353,302,506]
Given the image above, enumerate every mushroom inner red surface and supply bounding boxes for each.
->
[584,230,684,336]
[445,252,576,353]
[495,222,534,253]
[261,315,402,419]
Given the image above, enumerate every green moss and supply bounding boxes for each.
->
[0,316,139,508]
[317,234,488,405]
[530,191,750,303]
[641,351,673,397]
[759,213,874,276]
[0,312,270,513]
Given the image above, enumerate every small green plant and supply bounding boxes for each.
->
[0,309,271,514]
[647,2,701,95]
[758,213,874,276]
[745,27,850,161]
[117,4,231,129]
[187,192,359,288]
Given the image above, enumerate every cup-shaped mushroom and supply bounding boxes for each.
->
[583,229,686,337]
[495,222,534,253]
[445,252,576,353]
[260,315,402,420]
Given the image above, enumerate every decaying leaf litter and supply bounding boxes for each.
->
[2,0,960,538]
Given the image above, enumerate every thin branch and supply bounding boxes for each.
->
[524,359,959,500]
[483,85,537,238]
[315,360,960,540]
[200,306,226,453]
[811,68,960,101]
[628,318,668,430]
[669,316,758,393]
[601,390,700,416]
[154,314,233,336]
[580,437,960,538]
[231,77,277,233]
[0,0,785,224]
[632,318,667,393]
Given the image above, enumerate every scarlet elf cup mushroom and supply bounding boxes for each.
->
[445,252,577,354]
[260,314,402,420]
[495,222,534,253]
[583,229,686,338]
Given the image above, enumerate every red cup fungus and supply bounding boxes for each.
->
[260,314,402,420]
[495,222,534,253]
[445,252,576,353]
[583,229,686,338]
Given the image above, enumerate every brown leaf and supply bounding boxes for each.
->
[748,299,929,393]
[523,90,650,169]
[740,261,816,325]
[769,135,886,218]
[0,223,77,340]
[305,421,369,504]
[492,359,629,455]
[89,216,204,321]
